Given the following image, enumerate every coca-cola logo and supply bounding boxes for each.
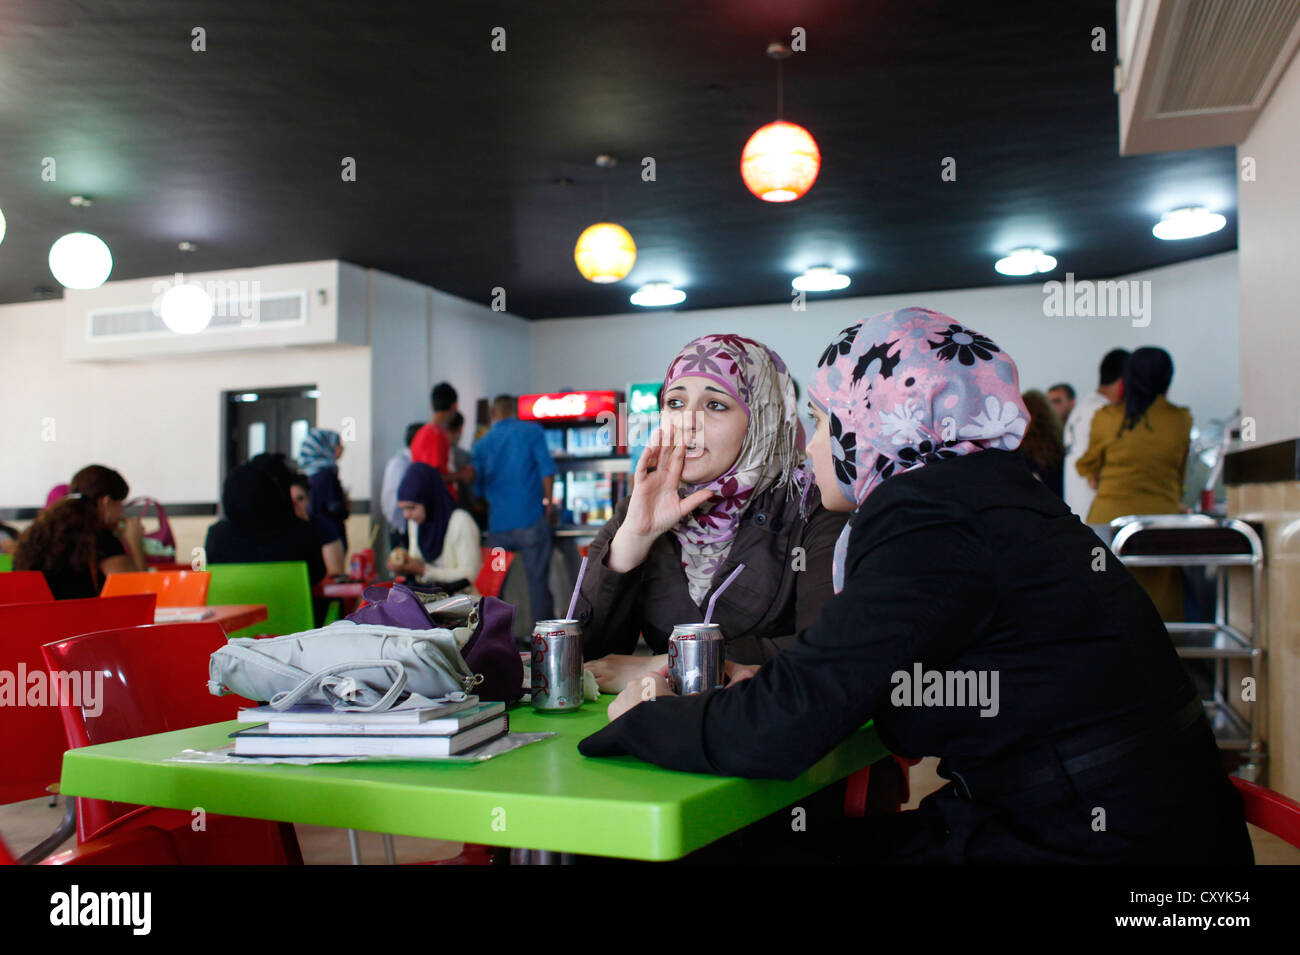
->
[530,394,588,418]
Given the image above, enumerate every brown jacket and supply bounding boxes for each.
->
[575,483,847,665]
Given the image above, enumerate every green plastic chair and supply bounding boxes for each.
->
[0,554,12,572]
[205,561,314,640]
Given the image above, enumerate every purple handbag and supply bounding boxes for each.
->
[346,585,523,702]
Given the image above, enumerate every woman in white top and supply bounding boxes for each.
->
[387,463,482,592]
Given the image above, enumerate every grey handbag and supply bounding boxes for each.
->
[207,620,482,712]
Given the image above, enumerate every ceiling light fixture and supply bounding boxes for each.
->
[792,265,850,292]
[994,247,1057,276]
[741,43,821,202]
[1152,206,1226,241]
[157,242,214,334]
[575,155,637,283]
[630,282,686,307]
[49,196,113,290]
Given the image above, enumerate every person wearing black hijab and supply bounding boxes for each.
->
[204,462,327,585]
[388,463,481,592]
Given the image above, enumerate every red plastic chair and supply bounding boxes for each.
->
[0,597,155,808]
[474,547,515,598]
[101,570,211,607]
[843,756,923,817]
[0,571,54,605]
[1,827,182,866]
[40,826,183,865]
[0,594,156,862]
[1231,776,1300,850]
[41,621,301,863]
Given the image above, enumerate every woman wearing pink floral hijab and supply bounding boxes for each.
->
[584,307,1251,865]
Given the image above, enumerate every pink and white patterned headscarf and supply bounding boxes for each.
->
[809,307,1028,592]
[664,335,811,605]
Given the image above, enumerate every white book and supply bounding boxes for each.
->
[236,695,479,726]
[230,716,509,758]
[262,701,504,736]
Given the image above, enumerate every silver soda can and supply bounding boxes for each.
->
[530,619,584,711]
[667,623,725,695]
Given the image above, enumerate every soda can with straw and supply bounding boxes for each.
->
[667,623,725,695]
[530,619,584,711]
[668,562,745,695]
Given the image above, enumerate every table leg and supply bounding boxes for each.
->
[347,829,362,865]
[382,833,396,865]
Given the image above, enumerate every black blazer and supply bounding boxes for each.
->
[580,450,1251,863]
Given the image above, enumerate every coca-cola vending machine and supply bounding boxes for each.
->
[518,389,629,530]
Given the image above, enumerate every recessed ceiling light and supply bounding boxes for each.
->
[792,265,850,292]
[1152,206,1226,241]
[630,282,685,307]
[994,247,1056,276]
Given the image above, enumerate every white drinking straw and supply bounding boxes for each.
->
[704,563,745,625]
[565,556,589,622]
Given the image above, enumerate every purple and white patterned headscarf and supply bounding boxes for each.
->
[664,335,811,605]
[809,307,1028,592]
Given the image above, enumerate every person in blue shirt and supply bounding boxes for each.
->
[470,395,557,620]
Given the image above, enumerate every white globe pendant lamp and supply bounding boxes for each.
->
[49,196,113,290]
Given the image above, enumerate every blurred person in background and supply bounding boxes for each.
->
[1046,383,1075,425]
[298,427,349,576]
[470,394,557,621]
[1062,349,1128,521]
[205,461,326,586]
[388,463,482,593]
[411,382,472,499]
[15,465,147,599]
[380,421,423,549]
[1077,347,1190,621]
[1018,390,1065,498]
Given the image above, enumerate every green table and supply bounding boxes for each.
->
[60,697,886,861]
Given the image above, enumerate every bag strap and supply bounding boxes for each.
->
[268,659,408,712]
[210,641,409,712]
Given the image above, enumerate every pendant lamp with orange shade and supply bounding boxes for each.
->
[574,154,637,283]
[740,43,821,202]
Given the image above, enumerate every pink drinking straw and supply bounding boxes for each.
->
[704,563,745,625]
[565,556,589,622]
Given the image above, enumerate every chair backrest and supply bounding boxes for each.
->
[0,594,156,805]
[0,554,12,572]
[474,547,515,598]
[1230,775,1300,850]
[205,561,313,638]
[101,570,211,607]
[39,824,182,865]
[41,620,256,838]
[0,571,54,604]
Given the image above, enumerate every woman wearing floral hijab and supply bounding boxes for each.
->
[581,307,1251,864]
[577,333,847,694]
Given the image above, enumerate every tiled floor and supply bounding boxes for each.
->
[4,759,1297,863]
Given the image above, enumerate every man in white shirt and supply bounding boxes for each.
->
[1062,349,1128,521]
[380,422,423,549]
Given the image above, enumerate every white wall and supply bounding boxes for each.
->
[1239,50,1300,446]
[430,289,533,434]
[532,252,1241,433]
[0,297,371,507]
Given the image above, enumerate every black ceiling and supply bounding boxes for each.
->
[0,0,1238,319]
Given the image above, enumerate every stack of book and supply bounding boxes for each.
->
[230,696,507,758]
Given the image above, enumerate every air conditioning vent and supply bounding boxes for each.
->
[1118,0,1300,154]
[1156,0,1300,114]
[87,290,307,341]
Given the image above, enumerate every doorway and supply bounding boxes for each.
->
[223,385,318,482]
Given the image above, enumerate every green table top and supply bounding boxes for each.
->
[60,697,886,861]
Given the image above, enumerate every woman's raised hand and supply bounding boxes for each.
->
[606,420,713,573]
[622,420,714,538]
